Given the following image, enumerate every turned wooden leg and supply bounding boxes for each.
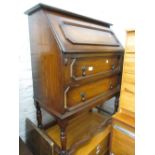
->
[114,94,120,113]
[35,101,43,129]
[57,119,68,155]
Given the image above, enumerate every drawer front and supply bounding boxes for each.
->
[111,125,135,155]
[123,53,135,74]
[71,56,120,80]
[66,76,119,108]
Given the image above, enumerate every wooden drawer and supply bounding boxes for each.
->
[111,124,135,155]
[123,53,135,74]
[66,76,119,109]
[71,56,120,80]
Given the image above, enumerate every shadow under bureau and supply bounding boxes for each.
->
[25,3,124,155]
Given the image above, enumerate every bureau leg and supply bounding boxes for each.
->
[114,94,120,113]
[35,101,43,129]
[57,119,68,155]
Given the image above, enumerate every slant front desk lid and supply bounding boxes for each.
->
[25,3,123,53]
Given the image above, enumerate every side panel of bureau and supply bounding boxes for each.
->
[28,10,65,114]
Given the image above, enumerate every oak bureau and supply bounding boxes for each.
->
[25,3,124,155]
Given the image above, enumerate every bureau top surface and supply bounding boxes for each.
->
[25,3,112,27]
[25,3,123,53]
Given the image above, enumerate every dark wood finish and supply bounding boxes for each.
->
[19,137,33,155]
[60,22,119,46]
[26,3,123,118]
[66,76,119,108]
[114,93,120,114]
[70,56,120,80]
[35,101,43,128]
[26,119,60,155]
[25,3,112,27]
[63,55,122,88]
[25,3,124,153]
[28,9,65,116]
[57,119,68,155]
[44,10,123,53]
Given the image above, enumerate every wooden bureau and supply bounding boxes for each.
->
[110,30,135,155]
[25,3,124,154]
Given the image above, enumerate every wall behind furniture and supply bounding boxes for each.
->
[19,0,136,141]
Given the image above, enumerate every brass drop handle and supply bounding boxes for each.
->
[80,92,86,102]
[111,64,115,70]
[81,66,87,76]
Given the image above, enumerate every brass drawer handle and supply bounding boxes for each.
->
[80,92,86,102]
[111,64,115,70]
[81,66,87,76]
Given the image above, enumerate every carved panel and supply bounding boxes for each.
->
[60,22,119,46]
